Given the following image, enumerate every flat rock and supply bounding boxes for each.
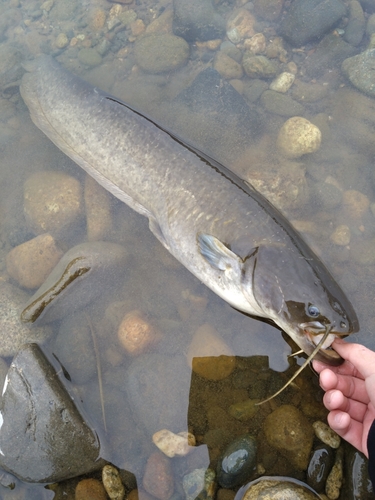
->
[0,344,105,482]
[305,34,356,78]
[134,34,189,73]
[172,0,225,42]
[342,48,375,96]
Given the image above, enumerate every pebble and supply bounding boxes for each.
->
[307,445,335,493]
[306,34,356,78]
[6,233,63,289]
[186,323,235,380]
[217,434,257,488]
[142,451,174,500]
[134,34,189,73]
[243,33,266,54]
[24,171,83,236]
[55,32,69,49]
[263,405,314,470]
[117,310,161,356]
[228,399,260,421]
[226,9,255,44]
[325,446,343,499]
[330,225,351,246]
[260,90,305,116]
[183,468,216,500]
[84,175,113,241]
[343,0,365,46]
[253,0,283,21]
[342,189,370,219]
[313,421,341,449]
[236,476,322,499]
[343,447,374,499]
[152,429,195,458]
[102,464,125,500]
[242,54,278,79]
[214,52,243,80]
[342,48,375,97]
[269,72,295,93]
[89,8,107,31]
[277,117,322,159]
[75,478,107,500]
[291,79,328,103]
[0,281,52,357]
[172,0,225,42]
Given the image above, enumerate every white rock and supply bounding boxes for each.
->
[152,429,195,458]
[269,72,295,93]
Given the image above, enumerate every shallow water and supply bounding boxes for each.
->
[0,0,374,498]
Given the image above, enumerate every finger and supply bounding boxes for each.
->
[327,411,367,456]
[319,369,370,404]
[312,358,363,379]
[323,389,369,423]
[331,339,375,379]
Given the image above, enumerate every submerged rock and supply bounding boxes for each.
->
[342,49,375,96]
[217,434,257,488]
[235,476,322,499]
[0,344,105,482]
[172,0,225,42]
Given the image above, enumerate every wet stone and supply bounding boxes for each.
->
[134,34,189,73]
[0,344,104,482]
[142,451,174,500]
[102,464,125,500]
[183,468,216,500]
[342,48,375,97]
[305,34,356,78]
[75,478,107,500]
[325,446,344,499]
[236,476,322,499]
[307,444,335,493]
[242,54,278,79]
[277,117,321,159]
[217,434,257,489]
[172,0,225,42]
[313,421,341,449]
[342,445,374,499]
[260,90,305,117]
[343,0,365,46]
[0,281,52,357]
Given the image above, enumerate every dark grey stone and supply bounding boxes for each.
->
[343,0,365,46]
[280,0,347,47]
[0,344,105,482]
[172,0,225,42]
[260,90,305,117]
[216,434,257,488]
[342,445,374,499]
[342,49,375,96]
[307,444,335,493]
[305,34,357,78]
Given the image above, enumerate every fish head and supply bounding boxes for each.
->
[242,244,359,365]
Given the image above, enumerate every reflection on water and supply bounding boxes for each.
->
[0,0,374,498]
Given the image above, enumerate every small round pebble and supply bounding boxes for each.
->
[6,233,63,289]
[142,451,174,500]
[330,225,351,246]
[117,310,161,356]
[55,33,69,49]
[102,464,125,500]
[313,421,341,449]
[226,9,255,43]
[277,117,321,159]
[24,171,83,236]
[269,71,295,93]
[75,478,107,500]
[152,429,195,458]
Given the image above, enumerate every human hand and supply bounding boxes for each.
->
[312,338,375,458]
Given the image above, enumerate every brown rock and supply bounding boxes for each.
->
[127,489,157,500]
[84,175,113,241]
[89,9,107,31]
[142,451,174,500]
[75,478,107,500]
[342,189,370,219]
[186,323,235,381]
[117,310,161,356]
[24,171,83,236]
[6,233,63,289]
[263,405,314,470]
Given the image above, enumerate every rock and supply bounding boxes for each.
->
[49,0,77,21]
[253,0,283,21]
[125,353,191,435]
[172,0,225,42]
[342,189,370,219]
[243,33,267,55]
[75,479,107,500]
[242,54,278,79]
[325,446,343,499]
[367,14,375,37]
[228,399,260,421]
[342,446,374,499]
[117,310,162,356]
[6,233,63,289]
[102,464,125,500]
[55,32,69,49]
[142,451,174,500]
[0,282,52,357]
[0,344,104,482]
[277,117,321,159]
[305,34,357,77]
[263,405,314,470]
[280,0,347,47]
[0,45,23,90]
[84,175,113,241]
[291,79,328,103]
[213,52,243,79]
[342,49,375,96]
[183,468,216,500]
[226,9,255,44]
[235,476,322,499]
[269,72,295,93]
[134,34,189,73]
[78,48,103,67]
[152,429,195,458]
[343,0,365,46]
[23,171,83,236]
[217,434,257,488]
[330,225,351,246]
[54,313,97,384]
[313,421,341,449]
[243,79,269,103]
[186,323,235,381]
[21,241,128,324]
[307,445,335,493]
[89,9,107,31]
[260,90,305,116]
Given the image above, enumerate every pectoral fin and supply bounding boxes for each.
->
[197,233,242,271]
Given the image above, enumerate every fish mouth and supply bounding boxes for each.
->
[300,321,344,366]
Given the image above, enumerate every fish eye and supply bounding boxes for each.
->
[307,304,320,318]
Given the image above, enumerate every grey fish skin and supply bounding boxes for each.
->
[20,56,358,364]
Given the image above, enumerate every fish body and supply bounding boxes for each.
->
[20,56,359,364]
